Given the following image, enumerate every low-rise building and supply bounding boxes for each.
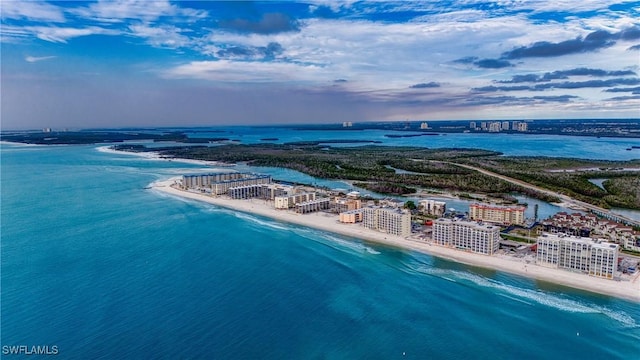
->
[275,192,316,209]
[339,209,364,223]
[295,198,331,214]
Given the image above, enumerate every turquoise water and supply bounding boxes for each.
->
[181,126,640,161]
[2,142,639,358]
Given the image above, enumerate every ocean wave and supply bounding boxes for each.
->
[313,233,381,255]
[412,265,637,327]
[231,211,291,231]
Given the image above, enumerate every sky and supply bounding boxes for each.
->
[1,1,639,130]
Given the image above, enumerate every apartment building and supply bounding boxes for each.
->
[274,192,316,209]
[469,203,525,225]
[339,209,364,223]
[419,199,446,217]
[362,207,411,237]
[536,233,619,279]
[182,173,272,195]
[433,218,500,255]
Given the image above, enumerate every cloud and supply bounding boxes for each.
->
[333,79,348,83]
[410,82,440,89]
[475,78,640,92]
[453,56,512,69]
[216,42,284,60]
[163,60,323,83]
[0,1,65,22]
[629,44,640,51]
[502,27,640,59]
[128,23,191,48]
[497,68,637,83]
[604,86,640,94]
[218,13,301,34]
[606,95,640,101]
[531,95,579,102]
[26,26,119,43]
[473,85,531,92]
[70,0,207,23]
[25,56,57,63]
[535,78,640,90]
[474,58,513,69]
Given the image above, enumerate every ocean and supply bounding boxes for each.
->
[2,130,640,359]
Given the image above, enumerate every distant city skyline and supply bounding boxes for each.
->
[1,1,639,130]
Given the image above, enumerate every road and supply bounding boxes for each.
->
[444,161,640,227]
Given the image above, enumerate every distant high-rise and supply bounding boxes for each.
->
[488,122,501,132]
[517,122,528,132]
[469,121,476,129]
[420,122,429,129]
[501,121,510,130]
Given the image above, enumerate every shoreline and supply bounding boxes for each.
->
[152,178,640,303]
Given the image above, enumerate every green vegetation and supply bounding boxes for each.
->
[111,142,640,210]
[455,156,640,210]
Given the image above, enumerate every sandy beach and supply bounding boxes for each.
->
[96,145,236,168]
[152,177,640,302]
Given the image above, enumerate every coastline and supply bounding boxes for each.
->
[152,177,640,303]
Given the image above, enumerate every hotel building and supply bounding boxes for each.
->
[432,218,500,255]
[536,233,619,279]
[362,207,411,237]
[469,203,525,225]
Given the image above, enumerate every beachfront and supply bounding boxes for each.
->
[152,177,640,302]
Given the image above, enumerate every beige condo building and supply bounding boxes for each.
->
[433,218,500,255]
[536,233,619,279]
[469,203,525,225]
[362,207,411,237]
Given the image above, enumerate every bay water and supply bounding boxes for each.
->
[2,137,639,358]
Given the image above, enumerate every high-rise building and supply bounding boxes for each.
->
[470,121,476,129]
[469,203,525,225]
[516,122,528,132]
[501,121,510,130]
[536,233,619,279]
[433,218,500,255]
[362,207,411,237]
[488,122,501,132]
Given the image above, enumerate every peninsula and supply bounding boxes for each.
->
[151,176,640,302]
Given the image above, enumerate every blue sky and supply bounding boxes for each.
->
[1,1,639,129]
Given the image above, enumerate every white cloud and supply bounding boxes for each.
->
[26,26,119,43]
[163,60,325,83]
[25,55,57,63]
[128,23,191,48]
[70,0,207,23]
[0,1,65,22]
